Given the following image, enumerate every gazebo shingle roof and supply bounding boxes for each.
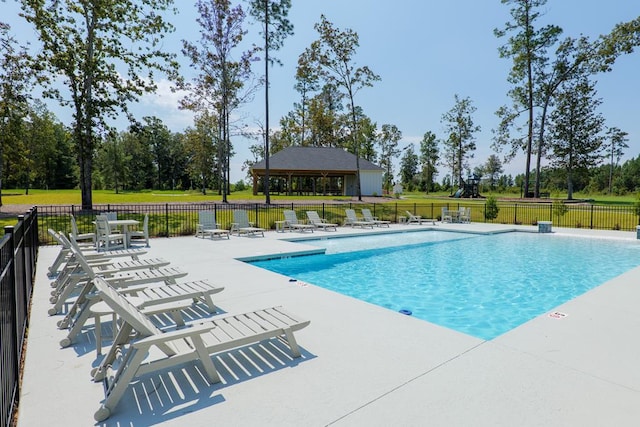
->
[251,146,383,173]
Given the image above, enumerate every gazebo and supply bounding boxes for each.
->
[250,146,384,196]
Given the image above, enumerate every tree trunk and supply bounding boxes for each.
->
[263,0,271,204]
[80,151,93,210]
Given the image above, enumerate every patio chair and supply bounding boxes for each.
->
[405,211,436,225]
[196,210,230,239]
[70,214,96,245]
[283,210,315,233]
[306,211,338,231]
[459,207,471,223]
[441,207,453,223]
[95,215,127,250]
[344,209,374,228]
[361,208,390,227]
[90,277,310,422]
[230,209,265,237]
[128,214,151,246]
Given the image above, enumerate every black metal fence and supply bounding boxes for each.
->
[36,200,640,245]
[1,208,38,427]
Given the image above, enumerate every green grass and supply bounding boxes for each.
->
[3,188,638,205]
[1,188,360,205]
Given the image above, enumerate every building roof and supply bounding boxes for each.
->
[251,146,383,174]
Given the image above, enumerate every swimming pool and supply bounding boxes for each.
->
[250,231,640,340]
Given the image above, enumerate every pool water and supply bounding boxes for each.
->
[250,231,640,340]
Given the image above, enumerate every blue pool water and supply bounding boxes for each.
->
[250,231,640,340]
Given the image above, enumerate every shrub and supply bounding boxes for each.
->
[553,200,568,218]
[485,196,499,220]
[634,193,640,217]
[233,180,247,192]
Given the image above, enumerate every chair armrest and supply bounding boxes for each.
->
[132,323,216,349]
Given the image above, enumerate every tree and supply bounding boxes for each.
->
[293,51,320,146]
[182,112,219,194]
[26,101,76,190]
[0,22,33,205]
[548,76,604,200]
[604,127,628,194]
[306,83,344,147]
[494,0,562,198]
[483,154,504,190]
[135,116,174,190]
[419,131,439,194]
[306,15,380,200]
[485,195,500,220]
[377,124,402,193]
[357,113,377,162]
[248,0,294,204]
[21,0,179,209]
[97,131,128,193]
[399,145,419,191]
[496,10,640,199]
[181,0,257,202]
[441,94,479,188]
[121,128,155,191]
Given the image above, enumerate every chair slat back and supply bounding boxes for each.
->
[345,209,358,221]
[199,210,216,228]
[306,211,321,224]
[283,210,299,225]
[93,276,174,336]
[233,210,251,227]
[362,209,374,221]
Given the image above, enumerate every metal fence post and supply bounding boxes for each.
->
[165,204,169,237]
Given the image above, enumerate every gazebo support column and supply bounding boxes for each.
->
[252,173,258,195]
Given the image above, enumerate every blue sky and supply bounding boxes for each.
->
[5,0,640,184]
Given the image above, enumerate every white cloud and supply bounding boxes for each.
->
[134,79,194,131]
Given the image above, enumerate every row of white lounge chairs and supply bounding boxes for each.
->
[74,208,463,247]
[196,208,438,237]
[47,228,310,422]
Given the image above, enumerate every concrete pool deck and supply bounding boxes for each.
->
[18,223,640,426]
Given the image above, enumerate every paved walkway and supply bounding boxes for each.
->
[18,223,640,426]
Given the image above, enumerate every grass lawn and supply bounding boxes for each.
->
[1,188,637,206]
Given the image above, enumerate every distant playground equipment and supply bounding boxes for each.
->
[452,174,483,198]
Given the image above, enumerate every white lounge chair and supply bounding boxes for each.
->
[128,214,151,246]
[306,211,338,231]
[405,211,436,225]
[231,210,265,237]
[47,230,148,277]
[49,247,187,317]
[344,209,374,228]
[283,210,315,233]
[361,208,390,227]
[55,246,200,341]
[70,214,96,245]
[60,276,225,350]
[90,277,310,422]
[196,210,230,239]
